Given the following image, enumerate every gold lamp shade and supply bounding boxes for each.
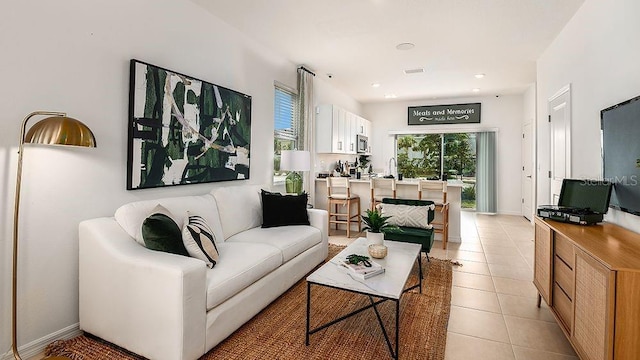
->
[25,116,96,147]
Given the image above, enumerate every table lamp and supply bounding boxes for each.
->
[12,111,96,360]
[280,150,310,194]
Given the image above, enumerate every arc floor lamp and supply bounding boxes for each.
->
[12,111,96,360]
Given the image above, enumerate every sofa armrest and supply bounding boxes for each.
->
[307,208,329,257]
[79,217,207,360]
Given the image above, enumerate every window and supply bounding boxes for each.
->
[397,132,477,209]
[273,84,298,184]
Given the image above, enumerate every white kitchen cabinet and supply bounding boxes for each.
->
[316,104,364,154]
[355,116,371,136]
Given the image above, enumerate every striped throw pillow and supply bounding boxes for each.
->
[182,213,219,268]
[379,203,434,230]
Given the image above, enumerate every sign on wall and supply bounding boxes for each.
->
[408,103,481,125]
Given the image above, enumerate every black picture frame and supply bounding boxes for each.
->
[127,59,252,190]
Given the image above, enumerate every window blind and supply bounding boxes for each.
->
[274,87,297,141]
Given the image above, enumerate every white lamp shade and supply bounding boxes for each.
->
[280,150,310,171]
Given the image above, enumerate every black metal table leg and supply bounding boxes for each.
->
[306,282,311,345]
[418,254,423,294]
[395,299,400,359]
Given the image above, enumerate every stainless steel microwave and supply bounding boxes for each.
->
[357,134,368,153]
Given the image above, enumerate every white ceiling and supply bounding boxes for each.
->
[193,0,584,103]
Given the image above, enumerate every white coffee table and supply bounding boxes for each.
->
[305,237,422,359]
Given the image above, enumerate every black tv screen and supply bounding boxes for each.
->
[601,95,640,216]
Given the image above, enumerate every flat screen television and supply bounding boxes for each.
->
[601,94,640,216]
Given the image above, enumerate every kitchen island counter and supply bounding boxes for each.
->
[315,178,462,244]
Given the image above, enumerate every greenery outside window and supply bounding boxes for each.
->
[273,84,298,184]
[397,133,477,209]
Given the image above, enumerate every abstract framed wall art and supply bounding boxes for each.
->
[127,59,251,190]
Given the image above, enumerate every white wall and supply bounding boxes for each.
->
[0,0,358,356]
[362,95,524,215]
[523,83,537,221]
[536,0,640,232]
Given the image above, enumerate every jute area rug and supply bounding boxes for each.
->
[46,245,454,360]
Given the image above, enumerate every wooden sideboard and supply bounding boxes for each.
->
[534,217,640,360]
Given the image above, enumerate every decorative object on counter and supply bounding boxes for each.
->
[12,111,96,360]
[361,208,398,245]
[368,244,388,259]
[280,150,310,194]
[358,154,370,171]
[128,60,251,190]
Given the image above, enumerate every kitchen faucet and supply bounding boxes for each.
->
[388,157,396,178]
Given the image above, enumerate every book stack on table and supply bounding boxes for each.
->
[339,259,385,280]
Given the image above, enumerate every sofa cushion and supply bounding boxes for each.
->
[260,190,310,228]
[115,194,223,246]
[141,206,189,256]
[379,203,434,229]
[210,184,264,240]
[205,242,282,310]
[182,213,219,268]
[226,225,321,262]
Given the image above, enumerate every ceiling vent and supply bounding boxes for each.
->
[403,68,425,75]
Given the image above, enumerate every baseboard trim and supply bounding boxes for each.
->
[2,323,81,360]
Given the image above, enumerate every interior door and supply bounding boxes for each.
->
[522,121,534,220]
[549,85,571,204]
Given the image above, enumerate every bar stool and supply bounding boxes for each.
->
[418,180,449,249]
[370,178,396,210]
[327,177,361,238]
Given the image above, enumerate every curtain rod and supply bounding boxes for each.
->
[298,66,316,76]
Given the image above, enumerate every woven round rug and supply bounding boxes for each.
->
[46,245,454,360]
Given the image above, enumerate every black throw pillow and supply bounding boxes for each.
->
[142,213,189,256]
[261,190,310,228]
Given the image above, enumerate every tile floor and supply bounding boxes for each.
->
[329,211,578,360]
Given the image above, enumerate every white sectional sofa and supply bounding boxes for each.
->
[78,184,328,360]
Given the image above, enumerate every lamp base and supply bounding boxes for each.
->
[285,172,303,194]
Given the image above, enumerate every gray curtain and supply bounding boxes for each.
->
[476,131,497,214]
[297,67,315,202]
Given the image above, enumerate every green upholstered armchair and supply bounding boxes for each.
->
[379,198,435,256]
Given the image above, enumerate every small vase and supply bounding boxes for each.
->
[366,231,384,245]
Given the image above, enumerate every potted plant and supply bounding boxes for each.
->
[361,208,398,245]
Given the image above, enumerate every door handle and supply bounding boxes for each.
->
[526,175,532,178]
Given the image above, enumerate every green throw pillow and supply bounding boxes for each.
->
[142,213,189,256]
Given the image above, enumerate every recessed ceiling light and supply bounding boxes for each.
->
[371,82,381,88]
[385,94,397,99]
[396,42,415,51]
[403,68,425,75]
[472,88,480,92]
[474,73,485,79]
